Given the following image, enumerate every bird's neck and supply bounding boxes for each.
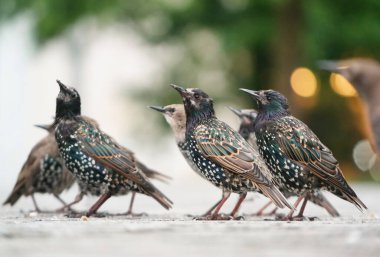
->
[54,101,81,126]
[254,108,289,131]
[185,107,215,137]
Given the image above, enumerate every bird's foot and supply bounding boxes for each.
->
[277,215,318,221]
[121,211,148,217]
[194,213,242,221]
[64,211,108,218]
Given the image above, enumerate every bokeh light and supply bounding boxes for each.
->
[329,73,357,97]
[290,67,318,97]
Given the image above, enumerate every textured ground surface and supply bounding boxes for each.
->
[1,183,380,257]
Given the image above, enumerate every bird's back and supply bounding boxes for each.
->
[3,134,59,205]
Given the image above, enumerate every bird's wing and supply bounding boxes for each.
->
[273,116,348,187]
[194,119,272,186]
[75,124,147,184]
[75,123,172,208]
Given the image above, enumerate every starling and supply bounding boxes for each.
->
[166,85,292,220]
[149,104,227,216]
[229,106,340,217]
[319,59,380,156]
[227,107,258,150]
[54,80,172,217]
[240,88,367,219]
[50,115,171,215]
[3,124,76,212]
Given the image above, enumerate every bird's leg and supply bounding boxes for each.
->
[53,194,72,212]
[31,194,42,213]
[125,192,136,215]
[209,191,231,220]
[122,192,146,217]
[295,195,309,218]
[255,200,273,216]
[194,191,231,220]
[200,198,223,217]
[57,192,84,213]
[269,207,279,215]
[229,192,247,219]
[282,195,304,221]
[86,192,112,217]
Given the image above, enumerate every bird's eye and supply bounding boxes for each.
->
[194,93,200,99]
[267,96,272,101]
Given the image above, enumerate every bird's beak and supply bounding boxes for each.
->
[170,84,191,98]
[317,60,348,74]
[56,80,70,94]
[239,88,263,101]
[227,106,243,118]
[148,106,167,114]
[34,124,51,131]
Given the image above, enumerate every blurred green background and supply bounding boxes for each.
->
[1,0,380,181]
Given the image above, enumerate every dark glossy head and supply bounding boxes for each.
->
[319,59,380,100]
[240,89,289,113]
[171,84,215,120]
[55,80,81,120]
[228,107,257,140]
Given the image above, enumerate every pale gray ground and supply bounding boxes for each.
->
[1,183,380,257]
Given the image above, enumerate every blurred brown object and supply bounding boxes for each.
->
[319,58,380,156]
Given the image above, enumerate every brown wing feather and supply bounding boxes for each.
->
[76,124,172,208]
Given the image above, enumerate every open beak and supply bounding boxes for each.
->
[170,84,191,97]
[227,106,243,118]
[56,80,70,94]
[148,106,167,114]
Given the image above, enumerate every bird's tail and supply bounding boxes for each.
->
[140,180,173,210]
[3,180,26,206]
[258,184,294,210]
[308,192,340,217]
[327,173,367,212]
[341,190,367,212]
[137,162,172,184]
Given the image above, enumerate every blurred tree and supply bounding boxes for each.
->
[1,0,380,179]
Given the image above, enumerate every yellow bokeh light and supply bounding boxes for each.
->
[290,67,318,97]
[329,73,357,97]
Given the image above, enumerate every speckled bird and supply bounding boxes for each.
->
[3,124,75,212]
[240,89,367,219]
[150,104,230,216]
[229,106,340,217]
[48,115,171,215]
[167,85,292,220]
[54,80,172,217]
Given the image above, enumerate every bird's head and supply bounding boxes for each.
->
[228,107,257,140]
[55,80,81,121]
[149,104,186,142]
[240,89,289,114]
[171,84,215,119]
[318,59,380,100]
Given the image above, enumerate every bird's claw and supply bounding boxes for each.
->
[194,214,244,221]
